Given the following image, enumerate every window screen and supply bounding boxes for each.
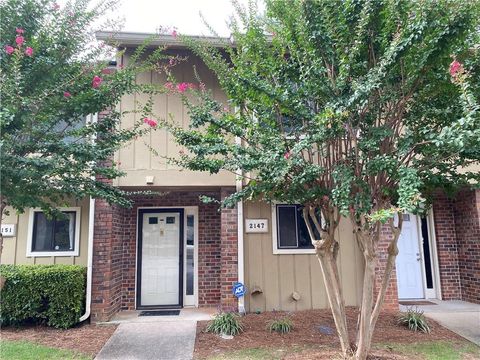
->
[276,205,315,249]
[32,212,76,252]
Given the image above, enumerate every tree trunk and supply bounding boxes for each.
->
[304,206,351,357]
[316,248,351,356]
[353,216,403,360]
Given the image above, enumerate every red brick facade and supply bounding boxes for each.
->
[376,225,399,311]
[453,189,480,304]
[219,188,239,310]
[432,192,463,300]
[91,186,479,321]
[91,188,238,322]
[375,188,480,310]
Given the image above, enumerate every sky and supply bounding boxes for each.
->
[115,0,240,36]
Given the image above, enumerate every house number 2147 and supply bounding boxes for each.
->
[245,219,268,233]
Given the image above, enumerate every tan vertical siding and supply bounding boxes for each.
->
[115,50,235,187]
[1,199,89,266]
[243,201,364,312]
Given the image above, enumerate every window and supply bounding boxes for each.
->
[186,215,195,296]
[273,204,320,254]
[27,208,81,257]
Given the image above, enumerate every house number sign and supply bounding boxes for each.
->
[1,224,16,237]
[245,219,268,233]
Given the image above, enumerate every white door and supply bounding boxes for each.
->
[140,212,181,306]
[396,213,424,299]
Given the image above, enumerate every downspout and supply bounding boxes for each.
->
[79,196,95,322]
[235,136,245,314]
[80,112,98,322]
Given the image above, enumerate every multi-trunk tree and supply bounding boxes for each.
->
[159,0,479,359]
[0,0,163,261]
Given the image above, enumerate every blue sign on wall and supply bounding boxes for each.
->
[232,282,246,298]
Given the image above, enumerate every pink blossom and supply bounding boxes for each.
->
[5,45,14,55]
[177,82,189,93]
[15,36,24,47]
[164,82,175,91]
[25,46,33,56]
[63,91,72,98]
[199,82,206,91]
[169,58,175,66]
[92,75,103,88]
[52,2,60,10]
[284,151,291,160]
[171,29,178,38]
[101,68,111,74]
[449,60,462,77]
[143,117,157,127]
[16,28,25,34]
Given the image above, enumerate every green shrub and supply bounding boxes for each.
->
[398,307,431,333]
[0,264,86,329]
[206,312,244,336]
[267,317,293,334]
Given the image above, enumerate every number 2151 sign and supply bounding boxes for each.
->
[245,219,268,233]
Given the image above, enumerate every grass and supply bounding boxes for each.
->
[378,341,480,360]
[0,340,90,360]
[206,345,323,360]
[206,341,480,360]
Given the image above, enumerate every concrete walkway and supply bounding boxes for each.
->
[95,308,214,360]
[401,300,480,346]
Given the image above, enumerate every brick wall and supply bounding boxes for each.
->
[120,190,223,310]
[91,187,239,321]
[219,188,239,310]
[91,199,125,322]
[453,189,480,304]
[375,225,399,311]
[432,192,462,300]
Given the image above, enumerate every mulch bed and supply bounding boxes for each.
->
[194,307,466,359]
[1,322,117,358]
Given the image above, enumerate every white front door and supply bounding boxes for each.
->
[140,211,182,307]
[396,213,424,299]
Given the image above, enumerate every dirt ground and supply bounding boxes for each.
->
[194,307,468,359]
[1,322,117,358]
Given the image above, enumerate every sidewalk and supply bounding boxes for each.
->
[95,321,197,360]
[401,300,480,346]
[95,308,214,360]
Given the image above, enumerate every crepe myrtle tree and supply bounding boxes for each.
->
[157,0,480,358]
[0,0,165,261]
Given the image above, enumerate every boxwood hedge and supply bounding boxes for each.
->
[0,264,86,329]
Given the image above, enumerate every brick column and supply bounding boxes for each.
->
[91,200,124,322]
[433,192,462,300]
[220,188,238,310]
[375,225,399,311]
[453,189,480,304]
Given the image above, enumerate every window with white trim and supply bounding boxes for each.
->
[27,208,80,257]
[273,204,320,253]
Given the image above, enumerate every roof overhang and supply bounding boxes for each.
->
[95,31,231,49]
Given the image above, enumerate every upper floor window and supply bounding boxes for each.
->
[27,207,81,257]
[272,204,321,254]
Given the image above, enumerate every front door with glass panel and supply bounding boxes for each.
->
[138,210,183,308]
